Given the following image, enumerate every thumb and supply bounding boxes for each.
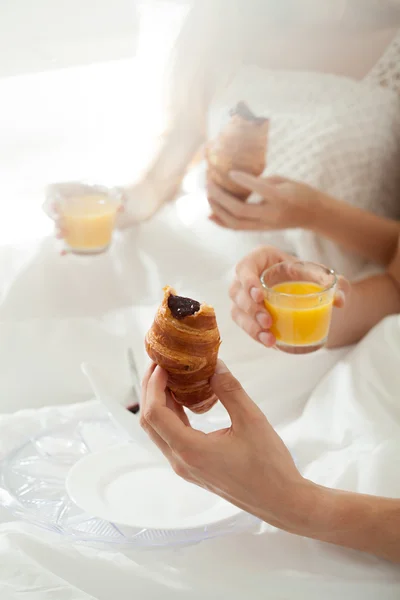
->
[211,360,260,427]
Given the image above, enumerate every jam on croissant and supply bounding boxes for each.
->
[206,101,269,201]
[145,287,221,414]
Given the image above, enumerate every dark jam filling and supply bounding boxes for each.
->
[127,403,140,414]
[229,101,267,125]
[168,294,201,320]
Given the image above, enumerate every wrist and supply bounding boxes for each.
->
[275,481,400,561]
[305,188,332,232]
[146,170,183,203]
[282,482,373,544]
[261,478,326,535]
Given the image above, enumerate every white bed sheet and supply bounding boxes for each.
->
[1,51,400,598]
[0,196,399,599]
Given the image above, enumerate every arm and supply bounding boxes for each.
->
[300,485,400,563]
[142,1,240,208]
[144,124,206,209]
[328,234,400,347]
[141,362,400,564]
[118,121,204,225]
[314,191,400,266]
[210,172,400,267]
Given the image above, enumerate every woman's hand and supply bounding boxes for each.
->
[230,245,349,347]
[141,360,400,563]
[207,172,321,231]
[140,360,316,533]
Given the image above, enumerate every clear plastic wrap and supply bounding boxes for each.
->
[0,418,259,549]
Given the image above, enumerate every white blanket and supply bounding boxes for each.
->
[0,196,400,599]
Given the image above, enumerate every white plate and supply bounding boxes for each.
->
[66,444,242,530]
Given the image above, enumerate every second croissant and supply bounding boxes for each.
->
[206,101,269,201]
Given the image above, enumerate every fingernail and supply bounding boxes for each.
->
[250,287,263,303]
[256,312,271,329]
[229,171,241,180]
[215,359,229,374]
[259,332,272,347]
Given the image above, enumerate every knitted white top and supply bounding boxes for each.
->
[207,29,400,278]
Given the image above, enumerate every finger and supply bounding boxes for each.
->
[264,175,289,186]
[229,171,270,196]
[233,287,272,327]
[52,202,60,216]
[54,214,67,238]
[208,201,242,230]
[159,392,194,470]
[209,200,260,231]
[55,227,68,239]
[258,330,276,347]
[140,366,177,459]
[231,305,261,341]
[333,276,350,308]
[142,419,175,462]
[234,249,269,303]
[140,362,157,410]
[230,172,290,208]
[235,245,295,302]
[208,215,231,229]
[208,214,225,227]
[211,360,262,427]
[207,181,264,221]
[230,284,256,314]
[231,306,275,346]
[166,392,191,427]
[145,366,205,451]
[228,278,241,302]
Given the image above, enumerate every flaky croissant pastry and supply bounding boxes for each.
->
[145,287,221,414]
[206,101,269,201]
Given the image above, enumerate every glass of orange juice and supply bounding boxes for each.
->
[46,184,122,255]
[260,261,337,354]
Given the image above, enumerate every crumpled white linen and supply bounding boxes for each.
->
[1,35,400,598]
[0,198,346,417]
[0,315,400,599]
[0,197,399,598]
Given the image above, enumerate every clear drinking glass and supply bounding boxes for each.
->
[260,261,337,355]
[45,183,122,255]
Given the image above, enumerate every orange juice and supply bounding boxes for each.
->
[264,281,334,347]
[61,194,119,253]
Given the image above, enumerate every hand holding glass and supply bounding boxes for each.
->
[45,183,122,255]
[261,261,337,354]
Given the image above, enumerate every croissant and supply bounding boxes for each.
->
[145,287,221,414]
[206,101,269,201]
